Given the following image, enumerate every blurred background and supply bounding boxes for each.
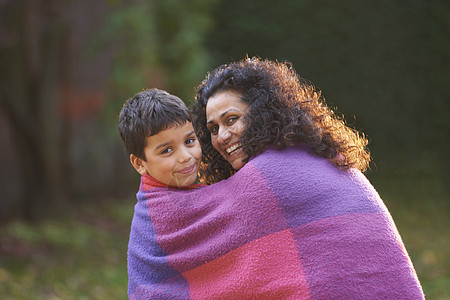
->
[0,0,448,299]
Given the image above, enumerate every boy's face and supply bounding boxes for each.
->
[131,122,202,187]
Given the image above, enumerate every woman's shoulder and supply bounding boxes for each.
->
[247,145,369,189]
[246,145,383,215]
[249,145,324,170]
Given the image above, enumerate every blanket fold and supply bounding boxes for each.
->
[128,147,424,299]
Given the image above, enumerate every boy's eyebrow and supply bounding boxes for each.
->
[207,109,240,124]
[185,130,196,137]
[155,141,173,150]
[154,130,196,150]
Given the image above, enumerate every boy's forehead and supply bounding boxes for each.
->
[145,122,195,148]
[148,120,193,137]
[147,119,186,136]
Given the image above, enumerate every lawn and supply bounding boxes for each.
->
[0,175,448,299]
[0,200,134,300]
[371,174,450,300]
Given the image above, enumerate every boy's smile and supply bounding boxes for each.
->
[132,122,202,187]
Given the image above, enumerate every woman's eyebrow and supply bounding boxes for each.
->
[207,108,240,124]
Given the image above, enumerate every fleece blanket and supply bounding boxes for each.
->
[127,146,424,299]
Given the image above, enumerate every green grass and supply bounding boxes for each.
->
[0,175,448,299]
[371,174,450,300]
[0,199,134,300]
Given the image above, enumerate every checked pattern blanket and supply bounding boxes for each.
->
[127,147,424,299]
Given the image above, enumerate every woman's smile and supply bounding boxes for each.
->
[206,91,249,170]
[226,142,243,155]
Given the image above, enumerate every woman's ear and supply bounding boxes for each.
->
[130,154,148,175]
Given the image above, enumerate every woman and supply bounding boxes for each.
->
[193,57,370,184]
[191,57,424,298]
[127,58,424,299]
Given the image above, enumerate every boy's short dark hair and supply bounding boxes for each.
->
[118,88,191,160]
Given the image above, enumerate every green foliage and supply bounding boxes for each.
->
[105,3,159,95]
[92,1,160,130]
[95,0,218,112]
[153,0,219,104]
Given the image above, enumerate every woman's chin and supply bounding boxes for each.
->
[219,148,248,170]
[229,156,247,170]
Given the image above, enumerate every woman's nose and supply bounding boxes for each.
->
[217,127,231,144]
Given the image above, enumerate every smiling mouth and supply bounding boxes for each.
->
[177,164,197,175]
[226,142,243,155]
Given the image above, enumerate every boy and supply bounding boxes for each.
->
[118,88,202,188]
[118,89,203,298]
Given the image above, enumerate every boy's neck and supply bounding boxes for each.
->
[139,173,203,191]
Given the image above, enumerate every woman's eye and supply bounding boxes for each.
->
[209,126,218,135]
[227,116,238,125]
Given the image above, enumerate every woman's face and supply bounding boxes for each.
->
[206,90,250,170]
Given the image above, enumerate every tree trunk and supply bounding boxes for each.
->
[0,0,70,220]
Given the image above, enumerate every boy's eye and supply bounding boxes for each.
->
[185,137,196,145]
[161,147,173,154]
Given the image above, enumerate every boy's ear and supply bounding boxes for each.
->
[130,154,148,175]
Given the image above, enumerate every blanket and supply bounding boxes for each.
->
[127,146,424,299]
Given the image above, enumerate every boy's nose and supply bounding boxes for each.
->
[178,147,192,163]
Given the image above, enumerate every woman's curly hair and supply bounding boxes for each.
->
[193,57,371,184]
